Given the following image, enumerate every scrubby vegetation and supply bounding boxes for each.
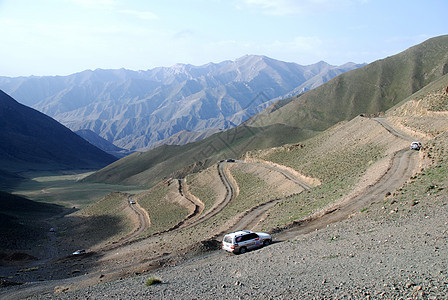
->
[186,168,219,212]
[257,142,384,229]
[145,276,162,286]
[245,117,387,230]
[64,192,134,247]
[137,183,188,235]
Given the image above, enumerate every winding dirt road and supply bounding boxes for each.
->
[100,195,151,251]
[275,118,420,241]
[0,118,422,299]
[374,118,415,142]
[178,162,238,230]
[215,160,312,236]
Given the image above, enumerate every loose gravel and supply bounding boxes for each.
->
[36,188,447,299]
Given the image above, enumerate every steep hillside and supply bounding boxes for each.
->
[248,35,448,131]
[85,123,315,187]
[0,191,65,252]
[3,71,448,298]
[0,56,363,150]
[85,35,448,187]
[75,129,132,158]
[0,90,116,178]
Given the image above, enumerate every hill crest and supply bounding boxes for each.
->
[0,56,364,151]
[0,90,116,178]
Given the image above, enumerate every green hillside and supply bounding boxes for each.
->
[249,35,448,130]
[85,123,315,186]
[85,35,448,187]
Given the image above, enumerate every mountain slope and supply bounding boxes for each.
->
[84,35,448,187]
[85,123,315,187]
[75,129,132,158]
[0,90,116,175]
[248,35,448,130]
[0,191,65,251]
[4,72,448,298]
[0,57,364,150]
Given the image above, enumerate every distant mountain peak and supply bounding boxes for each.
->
[0,57,365,151]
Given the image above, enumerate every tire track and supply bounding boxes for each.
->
[213,160,313,239]
[275,118,420,241]
[101,195,151,251]
[179,162,237,230]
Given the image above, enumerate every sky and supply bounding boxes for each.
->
[0,0,447,77]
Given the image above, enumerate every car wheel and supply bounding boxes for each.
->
[263,239,271,246]
[239,247,247,254]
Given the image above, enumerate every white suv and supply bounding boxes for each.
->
[410,142,422,151]
[222,230,272,254]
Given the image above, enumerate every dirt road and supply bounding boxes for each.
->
[99,196,151,251]
[275,118,420,241]
[0,118,422,299]
[178,162,238,230]
[276,148,419,241]
[216,160,312,236]
[374,117,415,142]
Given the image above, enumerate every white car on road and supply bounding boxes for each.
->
[72,249,86,255]
[410,141,422,151]
[222,230,272,254]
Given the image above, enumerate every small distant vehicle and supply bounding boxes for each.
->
[410,142,422,151]
[222,230,272,254]
[49,228,55,232]
[130,200,136,204]
[226,159,236,163]
[72,249,86,255]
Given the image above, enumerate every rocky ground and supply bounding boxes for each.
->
[3,91,448,299]
[27,171,447,299]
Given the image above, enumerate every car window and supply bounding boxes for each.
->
[240,234,250,242]
[224,236,233,243]
[241,233,258,242]
[248,233,259,240]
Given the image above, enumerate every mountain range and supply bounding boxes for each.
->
[0,90,116,184]
[85,35,448,187]
[0,56,364,151]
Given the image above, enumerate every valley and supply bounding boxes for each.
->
[1,36,448,298]
[2,110,445,298]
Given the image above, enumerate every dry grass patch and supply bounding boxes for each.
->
[186,165,223,212]
[248,118,391,230]
[63,192,134,249]
[137,182,189,235]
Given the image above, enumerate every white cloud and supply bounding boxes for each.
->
[235,0,367,16]
[119,9,159,20]
[64,0,117,9]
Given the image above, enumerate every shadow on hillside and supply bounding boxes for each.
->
[0,191,66,253]
[0,170,29,192]
[59,214,129,255]
[0,213,130,285]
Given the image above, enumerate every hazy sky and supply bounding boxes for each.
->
[0,0,446,76]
